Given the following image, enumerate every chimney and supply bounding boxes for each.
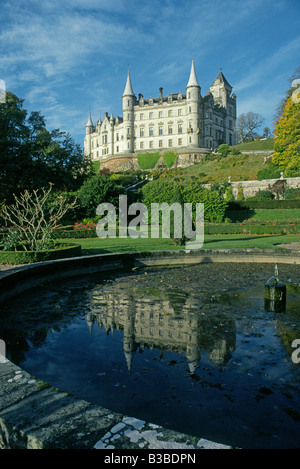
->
[159,87,163,99]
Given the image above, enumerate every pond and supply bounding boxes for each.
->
[1,262,300,449]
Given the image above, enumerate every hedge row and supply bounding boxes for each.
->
[0,243,81,265]
[228,200,300,210]
[53,223,300,239]
[53,229,98,239]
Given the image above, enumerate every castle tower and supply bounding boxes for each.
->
[210,69,232,108]
[210,69,237,145]
[122,69,136,153]
[84,110,94,157]
[186,59,201,148]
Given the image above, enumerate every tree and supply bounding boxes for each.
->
[262,127,273,139]
[274,67,300,121]
[77,174,124,218]
[0,92,91,203]
[236,112,264,143]
[272,84,300,176]
[0,184,77,251]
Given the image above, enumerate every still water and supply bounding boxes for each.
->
[1,263,300,449]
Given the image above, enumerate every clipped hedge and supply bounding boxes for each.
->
[228,200,300,210]
[53,229,98,239]
[0,243,81,265]
[137,152,161,170]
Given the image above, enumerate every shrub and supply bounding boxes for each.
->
[284,188,300,200]
[230,148,241,156]
[77,174,123,218]
[0,243,81,264]
[218,144,230,157]
[142,179,227,223]
[256,162,281,180]
[247,190,274,200]
[0,185,77,252]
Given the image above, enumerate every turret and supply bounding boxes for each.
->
[122,69,136,153]
[84,111,94,158]
[186,59,201,148]
[85,110,94,135]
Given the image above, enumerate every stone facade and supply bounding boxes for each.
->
[84,60,237,166]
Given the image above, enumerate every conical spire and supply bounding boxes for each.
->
[86,110,93,127]
[186,59,200,88]
[123,69,135,97]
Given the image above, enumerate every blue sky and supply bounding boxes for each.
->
[1,0,299,148]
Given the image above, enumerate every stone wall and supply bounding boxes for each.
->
[226,177,300,200]
[97,149,209,173]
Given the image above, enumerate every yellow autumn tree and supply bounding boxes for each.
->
[273,84,300,177]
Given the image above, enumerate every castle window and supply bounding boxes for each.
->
[116,133,119,141]
[140,128,144,137]
[168,139,172,147]
[140,141,144,149]
[149,112,153,119]
[159,111,163,118]
[178,124,182,134]
[159,140,163,148]
[149,141,153,149]
[168,126,173,135]
[149,127,153,136]
[159,126,163,135]
[178,138,182,145]
[178,109,182,116]
[140,113,144,120]
[116,146,119,152]
[168,110,172,117]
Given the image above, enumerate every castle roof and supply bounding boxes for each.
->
[86,110,93,127]
[213,69,232,89]
[123,69,135,97]
[186,59,200,88]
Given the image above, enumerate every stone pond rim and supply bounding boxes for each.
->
[0,247,300,304]
[0,247,300,449]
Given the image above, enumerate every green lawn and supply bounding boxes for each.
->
[226,208,300,223]
[58,233,299,255]
[230,138,274,152]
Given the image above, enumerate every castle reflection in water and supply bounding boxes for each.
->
[86,282,236,374]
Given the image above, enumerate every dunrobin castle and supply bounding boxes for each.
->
[84,60,237,170]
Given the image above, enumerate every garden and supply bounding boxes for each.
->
[1,172,299,264]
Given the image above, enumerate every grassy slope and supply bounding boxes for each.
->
[171,138,275,183]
